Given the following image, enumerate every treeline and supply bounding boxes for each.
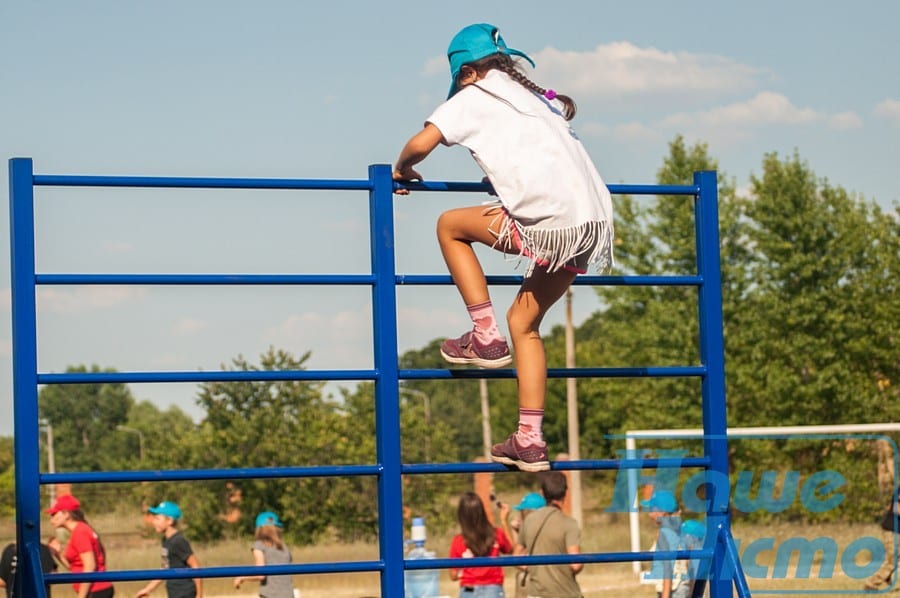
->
[0,137,897,541]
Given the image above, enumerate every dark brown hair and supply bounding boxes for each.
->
[540,471,568,502]
[460,53,577,120]
[457,492,496,557]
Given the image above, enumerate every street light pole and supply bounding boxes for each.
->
[39,419,56,504]
[565,288,583,526]
[479,379,492,459]
[116,425,145,462]
[399,388,431,462]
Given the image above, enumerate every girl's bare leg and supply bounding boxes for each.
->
[436,205,513,305]
[507,266,577,411]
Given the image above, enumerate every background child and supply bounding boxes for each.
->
[448,492,512,597]
[136,501,202,598]
[46,494,114,598]
[641,490,687,598]
[393,23,614,472]
[233,511,294,598]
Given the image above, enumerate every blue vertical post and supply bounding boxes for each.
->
[9,158,47,598]
[368,164,404,597]
[694,171,745,596]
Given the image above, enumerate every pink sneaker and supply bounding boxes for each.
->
[440,330,512,368]
[490,433,550,472]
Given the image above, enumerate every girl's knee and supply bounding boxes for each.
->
[507,306,541,338]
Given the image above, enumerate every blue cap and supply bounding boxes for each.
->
[447,23,535,98]
[681,519,706,539]
[640,490,678,513]
[148,501,182,520]
[513,492,546,511]
[255,511,283,528]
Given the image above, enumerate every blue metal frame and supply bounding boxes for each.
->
[8,158,750,596]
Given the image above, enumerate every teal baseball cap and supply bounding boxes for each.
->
[512,492,546,511]
[255,511,284,528]
[148,500,182,520]
[681,519,707,539]
[640,490,678,513]
[447,23,535,98]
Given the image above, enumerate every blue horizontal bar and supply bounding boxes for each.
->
[36,366,704,385]
[402,456,711,475]
[35,273,376,285]
[47,546,715,585]
[40,456,709,485]
[397,180,699,196]
[42,463,381,484]
[397,274,702,287]
[400,366,706,380]
[410,548,714,570]
[37,369,378,384]
[33,273,703,287]
[47,560,386,584]
[32,174,372,190]
[33,173,697,196]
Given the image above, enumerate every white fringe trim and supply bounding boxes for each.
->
[489,210,615,277]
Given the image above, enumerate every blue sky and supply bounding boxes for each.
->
[2,1,898,436]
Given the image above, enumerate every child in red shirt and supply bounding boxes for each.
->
[46,495,114,598]
[449,493,513,596]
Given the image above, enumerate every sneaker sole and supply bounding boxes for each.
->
[490,454,551,473]
[440,350,513,369]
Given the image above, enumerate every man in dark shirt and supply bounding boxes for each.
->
[0,537,58,598]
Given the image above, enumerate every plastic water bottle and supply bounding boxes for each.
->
[405,517,440,598]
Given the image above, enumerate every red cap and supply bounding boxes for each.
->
[46,494,80,515]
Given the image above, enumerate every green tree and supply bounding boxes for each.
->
[0,437,13,516]
[729,151,900,428]
[168,348,345,543]
[38,365,135,472]
[568,136,739,459]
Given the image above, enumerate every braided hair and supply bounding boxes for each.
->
[460,53,577,120]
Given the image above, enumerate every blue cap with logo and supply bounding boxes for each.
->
[512,492,547,511]
[446,23,535,98]
[148,500,182,520]
[640,490,678,513]
[255,511,284,528]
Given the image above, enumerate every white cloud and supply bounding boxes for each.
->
[874,98,900,127]
[583,92,860,147]
[532,42,767,98]
[827,111,864,130]
[424,41,766,100]
[35,287,149,314]
[611,121,662,143]
[661,92,820,128]
[172,317,208,335]
[650,92,861,139]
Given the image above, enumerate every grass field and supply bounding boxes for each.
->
[1,507,884,597]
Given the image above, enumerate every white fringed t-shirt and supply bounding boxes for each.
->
[427,69,614,274]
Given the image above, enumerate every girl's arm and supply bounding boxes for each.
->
[135,578,162,597]
[393,123,444,193]
[75,551,95,598]
[233,549,267,587]
[47,537,68,570]
[187,554,203,597]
